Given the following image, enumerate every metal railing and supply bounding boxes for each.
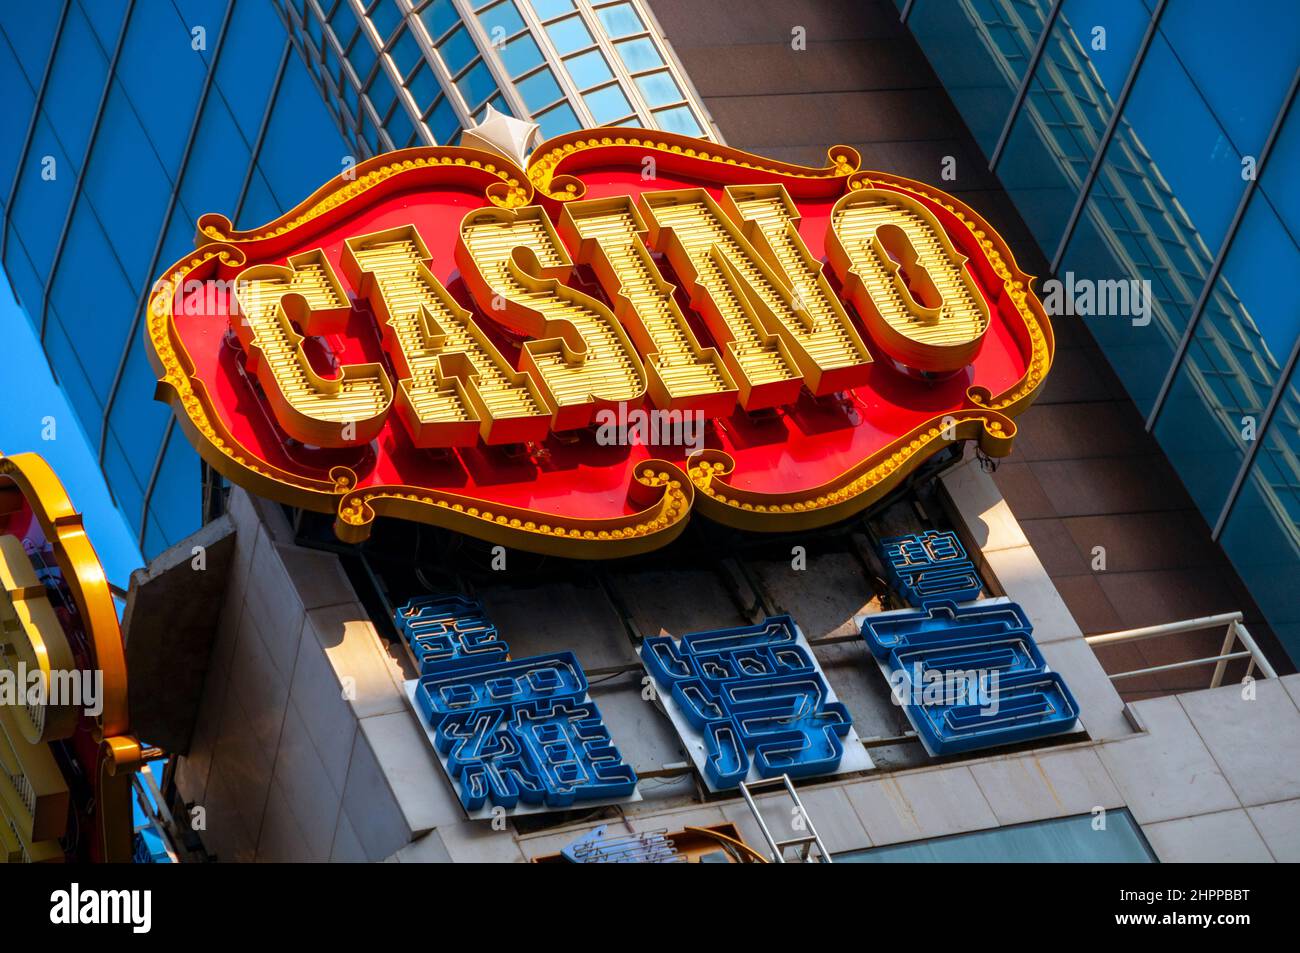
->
[738,774,832,864]
[1084,611,1277,689]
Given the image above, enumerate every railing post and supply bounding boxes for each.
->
[1232,620,1277,680]
[1209,622,1237,689]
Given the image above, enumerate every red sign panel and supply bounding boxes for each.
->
[147,130,1052,556]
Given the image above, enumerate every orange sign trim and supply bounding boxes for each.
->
[0,453,143,862]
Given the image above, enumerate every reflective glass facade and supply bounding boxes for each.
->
[0,1,352,558]
[0,0,713,560]
[837,809,1156,863]
[901,0,1300,662]
[279,0,712,156]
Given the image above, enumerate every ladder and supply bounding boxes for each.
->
[738,774,833,863]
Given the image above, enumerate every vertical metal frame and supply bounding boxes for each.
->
[40,0,138,342]
[289,0,387,153]
[987,0,1063,171]
[446,0,533,122]
[1048,0,1167,275]
[1207,81,1300,540]
[0,0,71,265]
[404,0,502,138]
[99,0,237,462]
[632,0,723,140]
[579,0,680,128]
[114,3,239,545]
[508,0,601,127]
[1213,334,1300,540]
[1145,67,1300,432]
[139,418,175,548]
[234,40,293,225]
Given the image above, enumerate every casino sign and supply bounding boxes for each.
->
[147,128,1052,556]
[0,452,146,863]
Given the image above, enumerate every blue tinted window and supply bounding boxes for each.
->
[517,68,562,113]
[179,95,252,221]
[653,105,700,137]
[536,101,580,137]
[156,204,198,271]
[439,26,477,75]
[479,1,524,41]
[0,35,36,203]
[838,810,1155,862]
[427,97,459,143]
[1062,10,1296,418]
[80,0,129,56]
[149,423,203,549]
[419,0,460,39]
[499,33,543,77]
[531,0,575,20]
[256,62,349,209]
[407,61,441,112]
[3,233,43,319]
[1157,0,1299,157]
[368,71,397,119]
[212,0,287,147]
[566,49,612,88]
[41,4,108,170]
[103,429,147,541]
[634,70,681,108]
[304,6,325,53]
[172,0,228,67]
[1154,188,1300,523]
[339,73,360,120]
[1057,157,1188,414]
[0,3,63,86]
[8,116,76,280]
[996,0,1148,250]
[1119,34,1249,254]
[81,83,172,287]
[47,206,136,401]
[348,31,377,81]
[237,168,280,229]
[1221,368,1300,664]
[614,37,661,72]
[457,60,496,109]
[107,334,173,495]
[584,83,631,124]
[366,0,403,41]
[115,7,209,181]
[330,0,361,49]
[909,0,1053,155]
[1260,106,1300,227]
[386,102,415,148]
[546,16,593,55]
[45,309,104,439]
[595,3,644,38]
[389,26,421,77]
[359,109,380,153]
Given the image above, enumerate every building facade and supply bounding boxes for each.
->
[2,1,1299,866]
[9,2,1297,667]
[897,0,1300,659]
